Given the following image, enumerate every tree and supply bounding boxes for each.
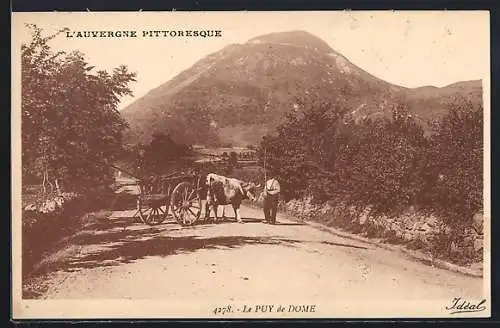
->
[22,24,137,196]
[420,106,483,228]
[229,151,238,166]
[259,100,431,207]
[259,100,346,201]
[335,107,427,211]
[141,131,190,174]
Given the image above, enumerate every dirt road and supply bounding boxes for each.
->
[23,202,483,305]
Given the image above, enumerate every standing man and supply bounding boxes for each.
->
[263,172,281,224]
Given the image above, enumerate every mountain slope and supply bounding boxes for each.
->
[121,31,482,146]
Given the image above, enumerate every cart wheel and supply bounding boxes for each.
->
[171,181,202,226]
[137,197,168,225]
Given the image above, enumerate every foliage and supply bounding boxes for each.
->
[260,100,347,201]
[333,107,428,211]
[136,131,191,175]
[22,24,136,196]
[260,100,483,234]
[419,106,483,229]
[229,151,238,166]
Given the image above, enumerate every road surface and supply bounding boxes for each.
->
[23,202,483,303]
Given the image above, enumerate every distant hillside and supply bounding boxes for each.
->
[121,30,483,147]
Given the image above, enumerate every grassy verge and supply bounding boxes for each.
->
[22,209,112,298]
[22,190,112,279]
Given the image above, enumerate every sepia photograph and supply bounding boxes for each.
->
[11,11,490,319]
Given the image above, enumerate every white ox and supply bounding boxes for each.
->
[204,173,259,223]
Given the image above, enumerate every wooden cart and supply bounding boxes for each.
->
[135,171,205,226]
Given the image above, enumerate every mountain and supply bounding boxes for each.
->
[121,30,483,147]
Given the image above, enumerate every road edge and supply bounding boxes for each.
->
[302,219,483,278]
[245,202,483,278]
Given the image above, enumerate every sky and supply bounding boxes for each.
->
[12,11,490,109]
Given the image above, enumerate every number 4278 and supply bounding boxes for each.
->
[213,305,233,315]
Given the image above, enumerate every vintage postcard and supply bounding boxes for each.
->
[11,11,491,319]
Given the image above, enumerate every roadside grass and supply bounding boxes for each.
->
[22,206,112,298]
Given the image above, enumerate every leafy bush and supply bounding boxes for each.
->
[419,108,483,230]
[22,193,86,278]
[260,100,483,240]
[135,132,191,175]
